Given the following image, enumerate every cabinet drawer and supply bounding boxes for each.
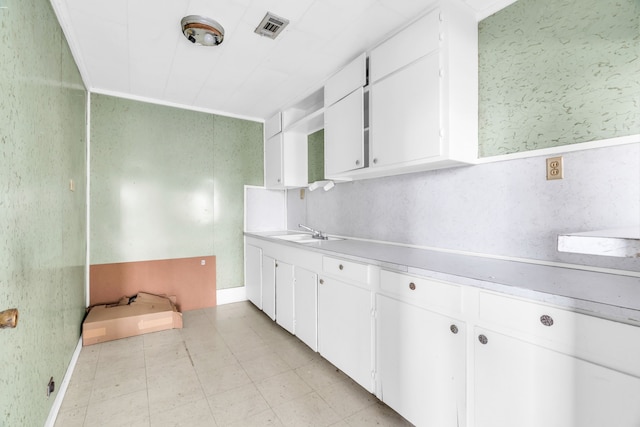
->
[322,256,369,284]
[479,292,640,377]
[380,270,461,314]
[370,10,440,83]
[325,53,366,107]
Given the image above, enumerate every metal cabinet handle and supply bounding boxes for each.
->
[540,315,554,327]
[478,334,488,345]
[275,262,278,268]
[409,282,416,291]
[339,264,344,270]
[450,324,458,334]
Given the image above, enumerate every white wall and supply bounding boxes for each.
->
[288,143,640,272]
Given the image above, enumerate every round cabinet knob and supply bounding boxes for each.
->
[478,334,488,345]
[540,314,554,327]
[355,160,360,166]
[409,282,416,291]
[275,263,278,268]
[373,158,378,164]
[277,178,281,183]
[319,279,324,285]
[339,264,344,270]
[450,324,458,334]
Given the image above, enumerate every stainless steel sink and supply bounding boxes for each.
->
[271,233,344,244]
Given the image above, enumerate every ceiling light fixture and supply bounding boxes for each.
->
[181,15,224,46]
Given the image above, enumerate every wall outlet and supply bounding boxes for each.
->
[47,377,55,397]
[546,156,563,180]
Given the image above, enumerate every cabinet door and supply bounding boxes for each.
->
[474,328,640,427]
[325,53,367,107]
[370,53,441,167]
[294,266,317,351]
[264,134,283,189]
[324,88,365,177]
[275,261,294,334]
[261,256,276,320]
[317,276,373,391]
[245,244,262,309]
[377,296,465,427]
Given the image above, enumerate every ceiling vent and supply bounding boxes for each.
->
[254,12,289,39]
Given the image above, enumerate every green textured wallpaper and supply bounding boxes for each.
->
[308,129,325,183]
[90,96,263,290]
[0,0,87,425]
[479,0,640,156]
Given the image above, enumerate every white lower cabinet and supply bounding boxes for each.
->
[474,327,640,427]
[246,239,640,427]
[377,295,466,427]
[294,266,318,351]
[318,275,373,392]
[275,260,294,334]
[245,243,262,309]
[261,255,276,320]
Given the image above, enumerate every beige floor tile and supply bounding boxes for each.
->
[223,328,267,354]
[316,378,376,418]
[190,347,237,372]
[70,358,98,383]
[295,358,350,391]
[344,402,413,427]
[255,370,313,407]
[146,356,197,388]
[272,339,321,369]
[84,389,149,427]
[240,351,291,382]
[90,365,147,404]
[196,361,253,396]
[95,352,146,381]
[272,392,341,427]
[143,329,184,349]
[97,336,144,360]
[208,383,270,425]
[54,406,86,427]
[147,372,206,415]
[149,397,216,427]
[227,408,285,427]
[144,340,189,368]
[59,377,93,412]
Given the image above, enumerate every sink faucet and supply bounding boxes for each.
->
[298,224,327,240]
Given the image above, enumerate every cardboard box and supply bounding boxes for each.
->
[82,292,183,346]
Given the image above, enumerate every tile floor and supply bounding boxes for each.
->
[55,301,412,427]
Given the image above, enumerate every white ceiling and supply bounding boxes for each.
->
[51,0,516,122]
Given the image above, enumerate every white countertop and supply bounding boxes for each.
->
[558,227,640,258]
[246,231,640,325]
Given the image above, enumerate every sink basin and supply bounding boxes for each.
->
[271,233,344,244]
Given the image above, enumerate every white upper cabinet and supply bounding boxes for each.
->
[368,1,477,175]
[265,112,282,139]
[370,54,441,168]
[324,53,367,108]
[369,11,440,83]
[325,88,365,176]
[324,54,368,178]
[264,132,308,189]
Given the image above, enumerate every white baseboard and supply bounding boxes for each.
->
[45,337,83,427]
[216,286,247,305]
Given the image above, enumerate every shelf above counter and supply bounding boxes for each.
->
[558,227,640,258]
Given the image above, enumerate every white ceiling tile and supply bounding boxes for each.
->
[65,0,128,24]
[57,0,501,119]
